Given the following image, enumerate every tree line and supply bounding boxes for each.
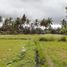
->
[0,14,67,34]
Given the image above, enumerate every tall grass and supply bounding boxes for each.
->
[39,35,67,42]
[34,40,45,67]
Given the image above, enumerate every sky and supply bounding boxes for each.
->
[0,0,67,24]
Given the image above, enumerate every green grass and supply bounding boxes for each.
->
[0,34,67,67]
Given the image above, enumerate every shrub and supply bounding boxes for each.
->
[59,36,67,42]
[39,37,48,41]
[39,37,55,41]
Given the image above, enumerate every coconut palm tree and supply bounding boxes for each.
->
[40,18,52,28]
[34,19,39,26]
[60,19,67,34]
[14,17,21,33]
[26,19,30,24]
[61,19,67,28]
[0,16,2,22]
[40,18,52,33]
[21,14,27,24]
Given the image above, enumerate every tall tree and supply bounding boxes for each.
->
[65,7,67,18]
[61,19,67,28]
[3,18,9,30]
[60,19,67,34]
[21,14,27,24]
[0,16,2,22]
[26,19,30,24]
[14,17,21,33]
[35,19,39,26]
[40,18,52,28]
[4,18,9,26]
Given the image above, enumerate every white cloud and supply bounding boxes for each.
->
[0,0,67,23]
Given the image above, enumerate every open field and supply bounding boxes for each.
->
[0,34,67,67]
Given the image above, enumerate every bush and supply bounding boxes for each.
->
[39,37,55,41]
[39,37,48,41]
[59,36,67,42]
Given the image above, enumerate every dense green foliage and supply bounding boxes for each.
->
[0,14,67,34]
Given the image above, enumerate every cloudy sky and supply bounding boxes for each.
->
[0,0,67,23]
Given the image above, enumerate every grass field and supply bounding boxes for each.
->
[0,34,67,67]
